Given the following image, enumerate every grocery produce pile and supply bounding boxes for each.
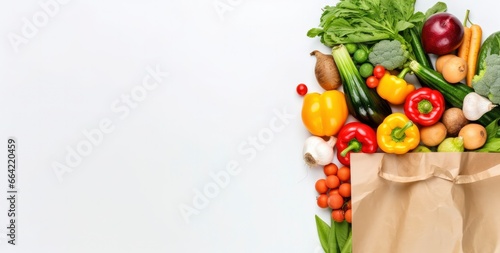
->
[299,0,500,252]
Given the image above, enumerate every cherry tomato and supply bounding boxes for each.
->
[326,175,340,189]
[328,193,344,209]
[331,209,345,223]
[366,76,379,88]
[328,188,339,196]
[339,183,351,198]
[344,209,352,223]
[317,194,329,208]
[323,163,338,176]
[373,65,386,79]
[315,179,328,194]
[337,166,351,182]
[296,83,308,96]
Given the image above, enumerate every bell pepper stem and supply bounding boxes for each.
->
[397,67,411,79]
[391,121,414,142]
[340,139,362,157]
[417,99,433,114]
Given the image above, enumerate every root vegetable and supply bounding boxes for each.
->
[436,54,456,73]
[441,56,467,83]
[420,122,447,147]
[441,108,469,136]
[467,24,482,86]
[303,136,336,167]
[310,50,342,90]
[462,92,497,121]
[458,123,487,150]
[458,10,472,62]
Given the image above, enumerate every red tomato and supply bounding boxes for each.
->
[331,209,345,223]
[373,65,386,79]
[337,166,351,182]
[315,179,328,194]
[323,163,338,176]
[339,183,351,198]
[365,76,379,88]
[326,175,340,189]
[317,194,329,208]
[344,209,352,223]
[328,193,344,209]
[296,83,308,96]
[328,188,339,196]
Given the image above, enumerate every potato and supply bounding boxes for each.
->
[442,108,469,136]
[420,122,447,147]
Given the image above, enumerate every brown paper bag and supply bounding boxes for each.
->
[351,152,500,253]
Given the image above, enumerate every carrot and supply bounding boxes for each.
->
[458,10,472,61]
[467,24,482,87]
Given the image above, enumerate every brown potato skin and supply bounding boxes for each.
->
[442,108,469,136]
[311,50,341,90]
[420,122,447,147]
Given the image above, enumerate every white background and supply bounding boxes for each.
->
[0,0,494,252]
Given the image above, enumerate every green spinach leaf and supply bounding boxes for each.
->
[327,218,339,253]
[315,215,331,253]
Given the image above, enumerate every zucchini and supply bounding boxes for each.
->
[476,31,500,74]
[408,27,434,70]
[407,27,434,88]
[409,60,500,127]
[331,45,392,128]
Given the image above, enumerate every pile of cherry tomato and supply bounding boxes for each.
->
[315,163,352,223]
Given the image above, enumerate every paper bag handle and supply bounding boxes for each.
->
[379,161,500,184]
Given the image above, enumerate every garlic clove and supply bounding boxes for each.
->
[303,136,336,167]
[462,92,496,121]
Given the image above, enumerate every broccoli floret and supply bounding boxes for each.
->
[472,54,500,104]
[368,40,409,70]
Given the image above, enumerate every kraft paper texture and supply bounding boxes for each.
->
[351,152,500,253]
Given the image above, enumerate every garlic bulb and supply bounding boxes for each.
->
[303,136,337,167]
[462,92,497,121]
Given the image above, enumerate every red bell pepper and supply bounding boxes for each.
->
[336,122,378,166]
[403,87,445,126]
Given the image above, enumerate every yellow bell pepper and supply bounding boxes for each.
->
[301,90,348,136]
[377,112,420,154]
[377,68,415,105]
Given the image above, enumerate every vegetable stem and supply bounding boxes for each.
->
[340,139,362,157]
[463,9,470,26]
[392,121,414,142]
[417,99,433,114]
[397,67,411,79]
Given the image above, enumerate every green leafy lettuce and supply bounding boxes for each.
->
[307,0,447,49]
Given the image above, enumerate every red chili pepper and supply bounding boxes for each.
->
[403,87,445,126]
[336,122,378,166]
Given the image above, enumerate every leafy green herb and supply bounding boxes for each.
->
[307,0,447,62]
[340,229,353,253]
[424,2,447,17]
[315,215,331,252]
[315,215,353,253]
[417,2,448,33]
[307,0,424,47]
[335,221,350,250]
[328,218,339,253]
